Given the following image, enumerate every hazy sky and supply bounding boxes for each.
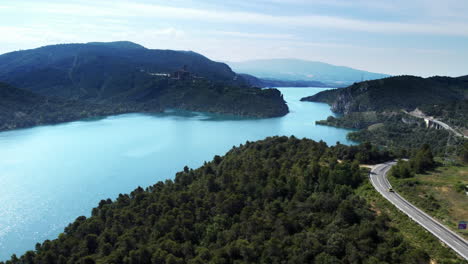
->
[1,0,467,77]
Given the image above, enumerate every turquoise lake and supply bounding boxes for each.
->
[0,88,353,259]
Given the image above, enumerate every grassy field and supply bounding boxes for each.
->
[357,178,467,263]
[389,163,468,239]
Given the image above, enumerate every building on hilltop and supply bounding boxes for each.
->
[171,65,192,80]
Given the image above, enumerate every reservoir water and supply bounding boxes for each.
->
[0,88,353,259]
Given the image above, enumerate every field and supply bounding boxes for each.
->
[357,178,467,263]
[389,164,468,239]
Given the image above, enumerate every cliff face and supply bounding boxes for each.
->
[301,76,468,114]
[330,89,355,114]
[301,86,362,114]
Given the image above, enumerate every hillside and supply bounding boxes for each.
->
[0,42,289,118]
[0,41,239,99]
[0,82,162,131]
[3,136,443,264]
[150,78,289,118]
[301,75,468,114]
[302,76,468,153]
[0,79,288,133]
[228,59,389,86]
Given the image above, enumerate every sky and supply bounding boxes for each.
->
[0,0,467,77]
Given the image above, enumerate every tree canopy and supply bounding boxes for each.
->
[2,137,430,264]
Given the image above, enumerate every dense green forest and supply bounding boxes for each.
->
[347,120,466,156]
[305,76,468,153]
[315,111,465,154]
[390,144,436,179]
[420,100,468,130]
[121,78,289,118]
[0,82,162,131]
[3,137,436,264]
[301,75,468,114]
[0,78,288,132]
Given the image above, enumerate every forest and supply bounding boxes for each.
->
[0,82,165,132]
[2,137,433,264]
[0,77,288,132]
[301,75,468,114]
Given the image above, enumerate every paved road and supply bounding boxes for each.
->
[406,110,467,139]
[370,162,468,260]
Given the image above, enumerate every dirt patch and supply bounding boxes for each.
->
[436,186,450,193]
[369,202,382,216]
[368,123,384,131]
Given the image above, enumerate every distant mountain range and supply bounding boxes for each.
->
[228,59,390,86]
[0,41,289,121]
[239,73,330,88]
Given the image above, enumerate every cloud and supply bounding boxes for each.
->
[152,28,185,38]
[209,31,294,40]
[259,0,468,19]
[13,1,468,37]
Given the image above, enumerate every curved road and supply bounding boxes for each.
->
[370,161,468,260]
[406,110,468,139]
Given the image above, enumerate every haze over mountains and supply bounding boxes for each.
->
[228,59,390,86]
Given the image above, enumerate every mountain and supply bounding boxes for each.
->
[239,73,329,88]
[0,41,239,99]
[0,42,288,118]
[301,75,468,153]
[228,59,390,86]
[301,75,468,114]
[4,136,436,264]
[0,82,162,131]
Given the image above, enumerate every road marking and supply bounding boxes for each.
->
[369,162,468,260]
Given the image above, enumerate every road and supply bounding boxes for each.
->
[370,161,468,260]
[405,109,467,139]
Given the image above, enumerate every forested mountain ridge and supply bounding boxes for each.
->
[301,75,468,114]
[0,41,239,99]
[0,79,288,132]
[0,42,289,119]
[301,75,468,153]
[0,82,162,131]
[3,136,438,264]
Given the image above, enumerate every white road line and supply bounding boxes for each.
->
[370,162,468,260]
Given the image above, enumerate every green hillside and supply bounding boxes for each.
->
[3,136,443,264]
[0,42,289,119]
[0,42,239,99]
[301,75,468,114]
[301,75,468,153]
[0,82,161,131]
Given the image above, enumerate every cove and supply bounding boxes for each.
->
[0,88,353,259]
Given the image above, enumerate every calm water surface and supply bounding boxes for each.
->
[0,87,352,259]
